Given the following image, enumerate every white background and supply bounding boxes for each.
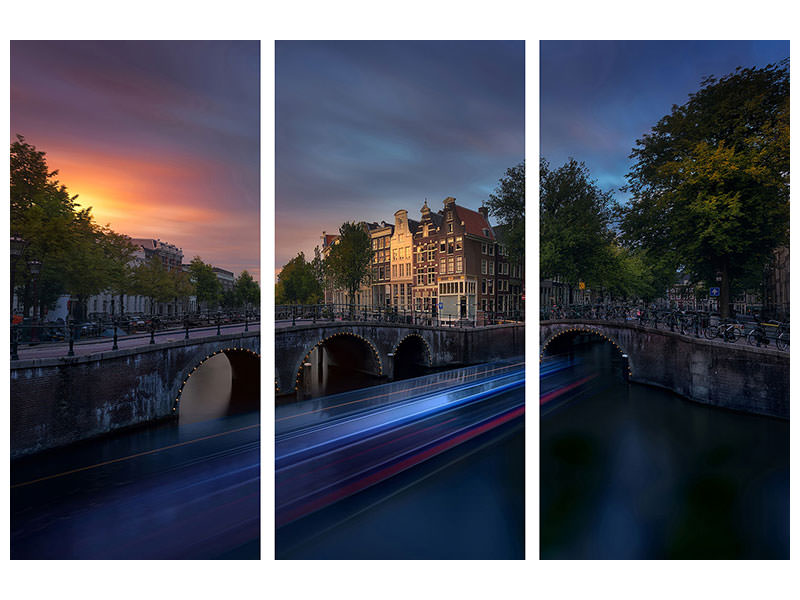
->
[1,2,797,598]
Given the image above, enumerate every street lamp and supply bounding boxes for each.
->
[10,235,25,318]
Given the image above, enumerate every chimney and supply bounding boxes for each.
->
[479,205,489,220]
[443,196,456,206]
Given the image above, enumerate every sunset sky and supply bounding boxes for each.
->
[540,40,789,204]
[275,41,525,278]
[11,40,260,281]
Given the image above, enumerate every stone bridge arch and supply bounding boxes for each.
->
[540,322,633,377]
[172,345,261,417]
[291,330,384,396]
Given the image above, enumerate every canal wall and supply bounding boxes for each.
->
[541,321,789,419]
[10,331,260,459]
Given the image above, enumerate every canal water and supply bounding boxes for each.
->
[11,353,260,560]
[277,413,525,559]
[540,341,789,559]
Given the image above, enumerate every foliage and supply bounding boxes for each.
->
[188,257,221,310]
[275,253,321,305]
[540,158,618,290]
[323,222,373,306]
[234,270,260,308]
[132,256,174,311]
[486,161,525,263]
[619,60,789,316]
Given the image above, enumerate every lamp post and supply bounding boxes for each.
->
[28,259,42,341]
[10,235,25,319]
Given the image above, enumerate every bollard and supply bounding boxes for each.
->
[150,319,156,344]
[292,305,296,327]
[245,311,249,331]
[112,318,119,350]
[217,313,221,336]
[68,321,75,356]
[11,324,19,361]
[312,305,316,324]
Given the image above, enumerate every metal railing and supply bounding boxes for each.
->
[10,310,260,361]
[540,304,789,352]
[275,303,524,329]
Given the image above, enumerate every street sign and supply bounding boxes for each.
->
[438,302,443,310]
[579,281,585,290]
[709,287,720,297]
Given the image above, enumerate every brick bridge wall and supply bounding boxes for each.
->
[274,322,525,395]
[540,320,788,419]
[10,331,260,459]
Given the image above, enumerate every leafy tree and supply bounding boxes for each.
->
[275,253,321,305]
[188,257,221,312]
[170,268,195,316]
[133,256,174,314]
[10,135,80,317]
[540,158,618,300]
[323,222,373,313]
[620,60,789,317]
[486,162,525,263]
[234,270,260,310]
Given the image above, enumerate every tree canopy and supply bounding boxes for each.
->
[619,60,789,316]
[323,222,373,306]
[486,162,524,263]
[234,270,260,309]
[276,253,321,305]
[11,135,137,319]
[188,257,221,310]
[540,158,618,291]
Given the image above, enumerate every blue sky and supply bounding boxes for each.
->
[540,40,789,202]
[275,40,525,273]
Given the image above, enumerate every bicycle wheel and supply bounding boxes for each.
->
[746,330,760,346]
[776,334,789,351]
[726,327,741,343]
[704,324,718,340]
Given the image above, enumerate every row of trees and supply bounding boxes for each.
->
[541,60,789,317]
[11,136,260,321]
[276,163,525,307]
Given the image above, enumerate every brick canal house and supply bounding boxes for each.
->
[370,221,393,308]
[389,209,419,311]
[320,196,524,322]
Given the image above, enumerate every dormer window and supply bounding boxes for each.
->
[482,228,490,237]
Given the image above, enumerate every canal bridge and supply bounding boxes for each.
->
[275,321,524,397]
[540,319,788,419]
[11,329,260,458]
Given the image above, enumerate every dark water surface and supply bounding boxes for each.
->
[11,353,259,560]
[540,342,789,559]
[277,419,525,559]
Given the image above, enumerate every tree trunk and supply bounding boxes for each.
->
[719,260,731,319]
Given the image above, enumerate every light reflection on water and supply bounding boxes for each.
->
[179,353,233,425]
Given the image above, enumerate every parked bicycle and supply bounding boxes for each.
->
[704,318,742,343]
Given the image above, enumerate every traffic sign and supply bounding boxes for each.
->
[709,287,720,297]
[438,302,443,310]
[579,281,585,290]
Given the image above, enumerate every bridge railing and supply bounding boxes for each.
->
[276,303,524,329]
[10,310,260,361]
[541,304,789,351]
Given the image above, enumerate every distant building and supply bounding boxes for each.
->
[370,221,393,307]
[128,238,183,271]
[213,266,235,293]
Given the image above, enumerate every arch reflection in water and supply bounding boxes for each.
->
[180,350,260,424]
[299,333,384,398]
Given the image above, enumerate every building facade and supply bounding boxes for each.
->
[370,222,393,307]
[389,209,418,311]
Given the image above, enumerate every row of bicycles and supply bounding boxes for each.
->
[542,304,789,351]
